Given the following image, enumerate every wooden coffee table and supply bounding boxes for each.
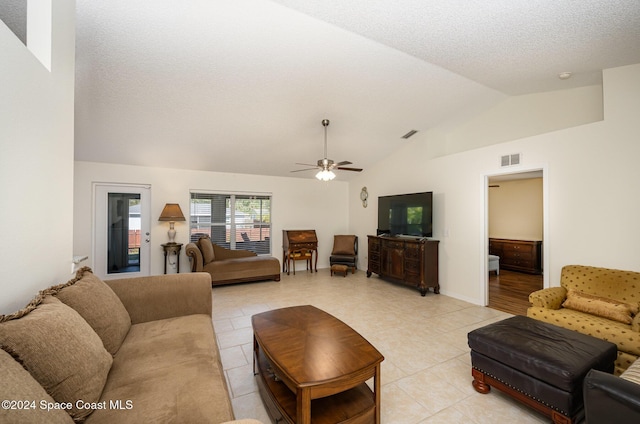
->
[252,305,384,424]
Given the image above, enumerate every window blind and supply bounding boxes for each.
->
[190,192,272,255]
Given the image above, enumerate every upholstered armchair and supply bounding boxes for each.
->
[329,235,358,273]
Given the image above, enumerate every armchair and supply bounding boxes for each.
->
[583,360,640,423]
[329,235,358,274]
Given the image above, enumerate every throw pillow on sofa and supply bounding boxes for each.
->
[54,267,131,355]
[0,296,112,422]
[199,237,216,264]
[562,289,638,324]
[0,348,74,424]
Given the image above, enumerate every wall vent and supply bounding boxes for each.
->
[401,129,418,139]
[501,153,521,167]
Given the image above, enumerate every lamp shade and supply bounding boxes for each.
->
[158,203,186,221]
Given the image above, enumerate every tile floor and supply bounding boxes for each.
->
[211,268,548,424]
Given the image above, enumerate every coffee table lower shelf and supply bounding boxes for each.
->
[255,349,376,424]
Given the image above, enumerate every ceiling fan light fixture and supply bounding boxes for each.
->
[316,169,336,181]
[292,118,362,178]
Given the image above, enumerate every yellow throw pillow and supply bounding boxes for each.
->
[562,289,635,324]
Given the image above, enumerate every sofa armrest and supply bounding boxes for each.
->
[528,287,567,309]
[106,273,212,324]
[584,369,640,423]
[185,243,204,272]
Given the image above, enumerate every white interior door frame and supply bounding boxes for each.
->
[93,183,151,279]
[480,165,550,306]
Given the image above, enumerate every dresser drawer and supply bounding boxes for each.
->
[368,240,380,253]
[383,240,405,250]
[502,250,535,261]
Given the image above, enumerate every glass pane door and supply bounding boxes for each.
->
[94,184,151,279]
[107,193,141,274]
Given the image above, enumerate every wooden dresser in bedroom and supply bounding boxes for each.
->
[489,238,542,274]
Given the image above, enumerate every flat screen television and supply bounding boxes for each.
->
[377,192,433,237]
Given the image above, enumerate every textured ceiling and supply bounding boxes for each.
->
[273,0,640,95]
[71,0,640,180]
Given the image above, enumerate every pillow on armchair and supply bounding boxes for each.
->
[332,235,356,255]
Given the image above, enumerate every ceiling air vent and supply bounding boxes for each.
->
[500,153,521,167]
[401,130,418,139]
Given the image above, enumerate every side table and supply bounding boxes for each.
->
[161,243,183,274]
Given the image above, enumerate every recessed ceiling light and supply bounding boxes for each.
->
[558,72,572,80]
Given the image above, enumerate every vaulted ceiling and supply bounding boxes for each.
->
[68,1,640,179]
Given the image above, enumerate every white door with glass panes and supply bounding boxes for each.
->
[93,184,151,279]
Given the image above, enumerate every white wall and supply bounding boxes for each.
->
[0,1,76,314]
[348,63,640,305]
[441,85,604,156]
[489,178,543,240]
[74,162,349,276]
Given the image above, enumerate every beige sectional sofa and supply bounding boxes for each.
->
[0,267,262,424]
[186,235,281,286]
[528,264,640,375]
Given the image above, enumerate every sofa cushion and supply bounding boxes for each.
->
[204,255,279,283]
[562,289,636,324]
[0,348,74,424]
[528,306,640,358]
[85,314,234,424]
[0,296,112,422]
[54,267,131,355]
[332,235,356,255]
[199,237,216,264]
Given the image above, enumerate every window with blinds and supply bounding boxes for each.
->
[190,192,272,255]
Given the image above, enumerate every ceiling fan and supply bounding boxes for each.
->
[291,119,363,181]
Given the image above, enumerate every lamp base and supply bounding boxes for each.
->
[167,222,176,243]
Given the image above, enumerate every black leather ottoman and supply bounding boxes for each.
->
[468,316,617,424]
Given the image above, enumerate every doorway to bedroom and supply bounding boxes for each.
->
[486,170,545,315]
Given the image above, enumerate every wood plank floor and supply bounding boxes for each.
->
[488,269,543,316]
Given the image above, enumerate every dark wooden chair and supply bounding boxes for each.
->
[329,235,358,274]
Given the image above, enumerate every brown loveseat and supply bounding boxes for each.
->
[0,267,262,424]
[186,235,281,286]
[528,265,640,374]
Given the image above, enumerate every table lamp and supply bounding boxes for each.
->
[158,203,186,244]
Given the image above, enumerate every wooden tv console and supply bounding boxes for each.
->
[366,235,439,296]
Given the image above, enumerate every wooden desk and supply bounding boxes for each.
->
[282,230,318,275]
[253,305,383,423]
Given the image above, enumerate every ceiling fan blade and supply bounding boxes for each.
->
[290,168,318,173]
[335,160,352,166]
[295,162,318,167]
[337,167,363,172]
